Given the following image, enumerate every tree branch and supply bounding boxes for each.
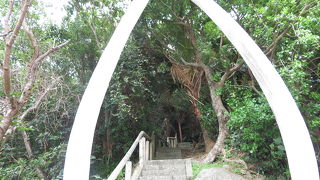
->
[4,77,60,140]
[3,0,31,97]
[23,25,40,60]
[3,0,14,35]
[19,40,69,104]
[7,0,31,47]
[219,34,224,49]
[219,61,244,86]
[180,57,203,68]
[0,30,13,38]
[36,40,70,64]
[264,26,290,56]
[263,2,315,57]
[20,78,60,120]
[248,69,261,95]
[299,2,316,16]
[88,21,101,46]
[159,0,183,21]
[21,130,48,179]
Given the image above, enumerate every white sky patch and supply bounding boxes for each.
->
[39,0,69,25]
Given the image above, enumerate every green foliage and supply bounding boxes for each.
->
[0,143,66,179]
[198,103,218,137]
[225,86,288,175]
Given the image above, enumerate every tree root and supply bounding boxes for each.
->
[221,148,248,169]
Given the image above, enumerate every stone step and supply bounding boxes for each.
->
[156,152,182,156]
[156,150,181,153]
[146,159,186,166]
[178,142,193,146]
[141,167,186,176]
[138,159,192,180]
[155,154,182,159]
[177,144,193,148]
[156,148,182,159]
[139,175,187,180]
[177,142,193,150]
[157,148,182,152]
[143,163,185,170]
[155,156,182,160]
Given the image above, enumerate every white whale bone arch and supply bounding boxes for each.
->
[63,0,319,179]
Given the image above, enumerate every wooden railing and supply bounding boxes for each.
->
[107,131,155,180]
[167,133,178,148]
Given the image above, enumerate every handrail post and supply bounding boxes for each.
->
[174,133,177,148]
[145,141,150,160]
[149,142,153,160]
[125,161,132,180]
[150,134,155,160]
[139,137,146,165]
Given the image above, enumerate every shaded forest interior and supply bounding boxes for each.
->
[0,0,319,179]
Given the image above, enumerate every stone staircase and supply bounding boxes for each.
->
[177,142,193,150]
[139,159,192,180]
[138,142,193,180]
[155,148,182,159]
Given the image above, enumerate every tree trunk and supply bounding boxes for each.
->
[102,110,113,158]
[0,106,19,141]
[202,64,230,163]
[191,101,215,153]
[177,120,183,142]
[202,128,215,153]
[22,131,48,180]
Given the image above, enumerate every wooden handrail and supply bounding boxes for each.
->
[107,131,152,180]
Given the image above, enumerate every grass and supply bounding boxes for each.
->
[191,159,251,179]
[192,162,223,179]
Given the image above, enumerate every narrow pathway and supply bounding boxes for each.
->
[138,142,193,180]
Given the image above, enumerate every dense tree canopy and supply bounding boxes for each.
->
[0,0,319,179]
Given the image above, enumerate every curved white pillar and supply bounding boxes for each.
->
[63,0,319,179]
[63,0,150,179]
[191,0,318,179]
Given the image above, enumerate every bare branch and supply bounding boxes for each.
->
[3,0,14,35]
[248,69,261,95]
[23,25,40,60]
[7,0,31,46]
[20,78,60,120]
[180,57,203,68]
[21,130,48,180]
[36,40,70,64]
[299,2,316,16]
[219,34,224,49]
[264,26,290,56]
[0,30,13,38]
[88,21,101,46]
[230,6,241,23]
[172,21,188,26]
[0,101,20,141]
[219,61,244,86]
[19,40,70,104]
[3,77,60,141]
[3,0,31,96]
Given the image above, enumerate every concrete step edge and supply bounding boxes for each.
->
[139,175,187,180]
